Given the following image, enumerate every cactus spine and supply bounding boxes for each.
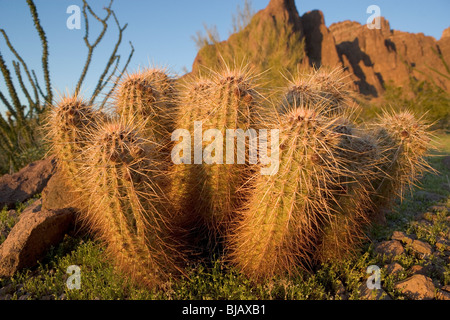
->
[229,105,352,280]
[46,95,101,211]
[47,95,98,177]
[316,123,379,262]
[81,119,181,287]
[199,67,262,244]
[370,110,432,219]
[168,77,214,249]
[282,67,351,117]
[115,68,176,159]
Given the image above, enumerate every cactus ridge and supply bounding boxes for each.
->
[199,66,264,245]
[228,103,361,279]
[282,67,352,117]
[80,118,183,287]
[370,110,434,216]
[115,67,176,156]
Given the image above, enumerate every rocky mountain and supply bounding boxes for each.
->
[192,0,450,98]
[330,18,450,97]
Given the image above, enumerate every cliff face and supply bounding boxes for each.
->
[191,0,306,86]
[192,0,450,97]
[330,18,450,96]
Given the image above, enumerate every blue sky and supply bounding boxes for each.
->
[0,0,449,113]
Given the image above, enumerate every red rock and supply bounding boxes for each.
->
[436,290,450,300]
[375,240,405,258]
[301,10,341,68]
[410,240,433,257]
[394,275,435,300]
[0,199,76,277]
[191,0,450,97]
[0,157,56,210]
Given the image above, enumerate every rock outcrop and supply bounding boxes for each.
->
[301,10,341,68]
[330,17,450,97]
[192,0,306,86]
[192,0,450,97]
[0,199,76,277]
[0,157,56,210]
[394,275,436,300]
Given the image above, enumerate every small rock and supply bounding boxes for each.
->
[394,274,435,300]
[375,240,405,259]
[410,240,433,257]
[409,265,429,276]
[385,262,403,276]
[442,285,450,292]
[436,239,449,251]
[58,293,67,300]
[391,231,414,245]
[436,290,450,300]
[0,283,14,296]
[40,295,55,300]
[359,285,391,300]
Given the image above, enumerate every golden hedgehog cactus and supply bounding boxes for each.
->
[45,65,433,287]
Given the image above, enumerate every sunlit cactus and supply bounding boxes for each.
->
[46,95,99,176]
[80,118,183,287]
[282,67,352,117]
[43,63,434,287]
[228,104,358,280]
[316,122,380,262]
[370,110,433,220]
[114,67,176,156]
[196,65,264,247]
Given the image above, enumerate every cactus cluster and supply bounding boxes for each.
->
[46,64,432,287]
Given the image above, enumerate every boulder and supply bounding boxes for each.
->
[359,285,391,300]
[41,169,79,211]
[0,157,56,210]
[408,264,432,277]
[375,240,405,259]
[0,199,76,277]
[384,262,403,276]
[394,274,435,300]
[410,240,433,257]
[391,231,414,245]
